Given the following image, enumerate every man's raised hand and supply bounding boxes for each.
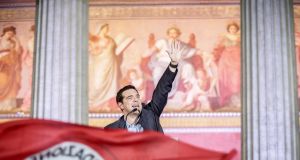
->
[166,40,183,65]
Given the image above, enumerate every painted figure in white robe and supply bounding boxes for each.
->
[88,23,134,112]
[88,24,118,111]
[147,26,197,97]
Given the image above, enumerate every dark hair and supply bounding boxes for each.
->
[226,22,240,33]
[1,26,16,37]
[116,85,139,104]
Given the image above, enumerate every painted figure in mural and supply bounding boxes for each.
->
[188,33,196,48]
[0,26,22,111]
[88,23,134,112]
[120,68,146,101]
[105,40,181,133]
[182,49,220,112]
[88,24,119,112]
[140,33,156,101]
[199,53,219,110]
[173,53,218,112]
[18,25,35,112]
[147,26,197,98]
[213,22,241,108]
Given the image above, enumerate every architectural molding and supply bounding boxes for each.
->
[0,5,299,22]
[89,5,240,19]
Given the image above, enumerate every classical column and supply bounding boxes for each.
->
[242,0,300,159]
[32,0,89,124]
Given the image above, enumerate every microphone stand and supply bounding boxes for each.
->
[124,108,140,125]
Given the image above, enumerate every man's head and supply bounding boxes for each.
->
[116,85,142,115]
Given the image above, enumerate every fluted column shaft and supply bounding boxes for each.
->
[242,0,300,159]
[32,0,89,124]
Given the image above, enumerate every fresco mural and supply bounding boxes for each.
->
[0,4,299,115]
[88,6,242,113]
[0,22,34,114]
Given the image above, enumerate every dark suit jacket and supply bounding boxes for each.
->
[104,66,178,133]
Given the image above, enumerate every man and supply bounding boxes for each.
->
[105,40,182,133]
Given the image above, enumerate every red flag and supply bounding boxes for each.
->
[0,119,236,160]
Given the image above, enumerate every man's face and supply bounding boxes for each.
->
[119,88,142,115]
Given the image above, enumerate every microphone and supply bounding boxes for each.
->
[131,108,138,113]
[125,108,139,122]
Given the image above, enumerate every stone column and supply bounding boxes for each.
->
[242,0,300,159]
[32,0,89,124]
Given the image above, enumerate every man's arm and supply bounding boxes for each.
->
[147,65,177,116]
[147,40,182,116]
